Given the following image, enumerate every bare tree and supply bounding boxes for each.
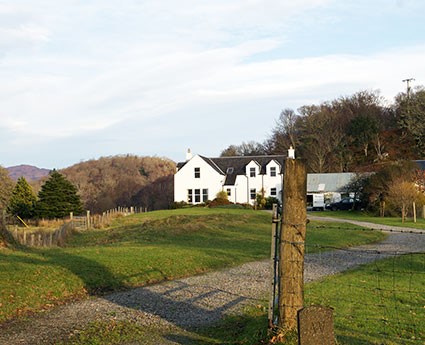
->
[387,179,419,222]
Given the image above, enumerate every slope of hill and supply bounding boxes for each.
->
[7,165,50,181]
[61,155,176,213]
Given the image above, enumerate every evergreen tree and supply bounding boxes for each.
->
[8,177,37,219]
[36,170,83,219]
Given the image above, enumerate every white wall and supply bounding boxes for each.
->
[175,155,284,205]
[227,160,283,205]
[174,155,224,203]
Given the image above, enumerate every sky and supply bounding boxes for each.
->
[1,0,425,169]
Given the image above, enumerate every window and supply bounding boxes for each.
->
[250,167,256,177]
[194,167,200,178]
[187,189,193,203]
[226,167,234,174]
[226,188,231,196]
[270,166,276,177]
[202,189,208,202]
[270,188,277,196]
[194,189,201,202]
[250,188,256,200]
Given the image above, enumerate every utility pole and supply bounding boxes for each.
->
[401,78,415,138]
[402,78,415,99]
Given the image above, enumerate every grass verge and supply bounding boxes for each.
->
[310,211,425,230]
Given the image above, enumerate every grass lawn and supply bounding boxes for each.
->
[310,210,425,230]
[0,208,384,325]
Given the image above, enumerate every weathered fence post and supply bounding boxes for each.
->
[413,202,417,223]
[269,203,281,327]
[278,158,307,330]
[86,210,91,230]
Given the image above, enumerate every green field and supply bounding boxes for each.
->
[0,208,385,324]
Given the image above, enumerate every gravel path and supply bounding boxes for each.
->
[1,219,424,345]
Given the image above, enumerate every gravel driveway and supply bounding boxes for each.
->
[1,219,424,345]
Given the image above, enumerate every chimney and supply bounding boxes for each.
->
[186,148,193,161]
[288,146,295,159]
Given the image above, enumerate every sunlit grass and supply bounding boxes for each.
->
[1,208,385,323]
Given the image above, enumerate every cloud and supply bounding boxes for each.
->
[1,0,425,168]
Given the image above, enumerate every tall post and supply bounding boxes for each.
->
[278,158,307,330]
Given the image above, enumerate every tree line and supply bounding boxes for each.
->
[220,87,425,218]
[221,87,425,173]
[0,155,176,220]
[1,170,83,220]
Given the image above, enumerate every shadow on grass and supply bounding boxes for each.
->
[0,247,261,344]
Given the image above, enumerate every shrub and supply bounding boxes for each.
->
[215,190,229,200]
[170,201,189,209]
[265,197,280,210]
[208,197,232,208]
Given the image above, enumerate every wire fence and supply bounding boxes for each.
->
[300,228,425,344]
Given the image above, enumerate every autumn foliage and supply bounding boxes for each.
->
[60,155,176,213]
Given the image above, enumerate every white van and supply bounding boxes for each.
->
[306,193,325,211]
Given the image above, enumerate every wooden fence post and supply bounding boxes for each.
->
[86,210,91,230]
[413,202,416,223]
[278,158,307,330]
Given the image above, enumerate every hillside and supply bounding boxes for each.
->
[61,155,176,213]
[7,165,50,181]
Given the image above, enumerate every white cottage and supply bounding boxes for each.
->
[174,150,286,205]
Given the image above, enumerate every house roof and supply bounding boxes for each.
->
[177,155,286,186]
[415,160,425,171]
[307,173,356,193]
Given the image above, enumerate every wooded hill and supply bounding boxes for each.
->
[222,88,425,173]
[60,155,175,213]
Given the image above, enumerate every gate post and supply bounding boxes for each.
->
[278,158,307,330]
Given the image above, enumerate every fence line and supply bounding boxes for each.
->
[1,206,148,248]
[303,244,424,344]
[270,222,425,344]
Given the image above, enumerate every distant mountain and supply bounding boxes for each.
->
[7,165,51,181]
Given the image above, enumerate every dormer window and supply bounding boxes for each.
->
[250,167,256,177]
[194,167,200,178]
[270,166,276,177]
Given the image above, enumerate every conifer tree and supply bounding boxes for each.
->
[36,170,83,218]
[8,177,37,219]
